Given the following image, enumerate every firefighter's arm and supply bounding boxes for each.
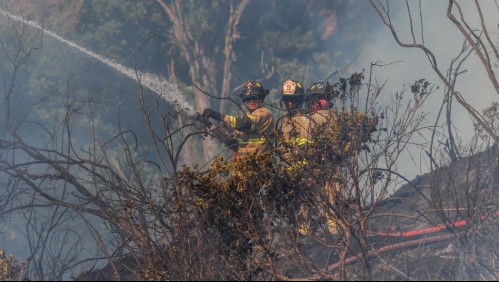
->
[221,114,252,130]
[242,109,273,133]
[202,108,251,130]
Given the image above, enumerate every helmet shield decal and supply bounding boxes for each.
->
[283,80,297,95]
[282,79,305,97]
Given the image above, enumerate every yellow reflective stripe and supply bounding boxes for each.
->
[237,137,268,145]
[284,138,312,146]
[228,116,237,128]
[295,138,312,146]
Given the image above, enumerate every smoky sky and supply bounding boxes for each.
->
[345,0,499,180]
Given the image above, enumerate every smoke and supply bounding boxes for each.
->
[0,8,196,119]
[347,1,499,180]
[0,8,196,275]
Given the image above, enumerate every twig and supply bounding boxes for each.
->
[371,246,413,280]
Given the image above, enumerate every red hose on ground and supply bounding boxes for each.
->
[288,210,499,280]
[326,233,455,272]
[366,220,467,237]
[294,232,460,280]
[366,210,499,237]
[325,210,499,273]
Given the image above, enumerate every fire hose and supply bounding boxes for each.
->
[326,210,499,273]
[194,113,239,152]
[194,113,239,162]
[366,210,499,237]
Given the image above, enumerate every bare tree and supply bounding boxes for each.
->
[155,0,250,166]
[369,0,499,151]
[367,1,499,279]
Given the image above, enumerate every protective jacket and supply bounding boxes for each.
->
[279,111,312,162]
[222,106,274,155]
[309,109,330,128]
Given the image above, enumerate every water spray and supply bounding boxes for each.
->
[0,9,196,118]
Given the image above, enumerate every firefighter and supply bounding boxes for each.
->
[202,80,274,158]
[304,81,339,235]
[276,79,312,164]
[276,79,314,236]
[304,81,333,126]
[201,81,274,260]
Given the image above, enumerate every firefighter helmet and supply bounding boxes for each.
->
[239,80,269,100]
[282,79,305,97]
[304,81,333,109]
[305,81,329,96]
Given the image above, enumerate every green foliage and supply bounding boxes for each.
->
[77,1,163,63]
[184,0,222,40]
[274,57,310,84]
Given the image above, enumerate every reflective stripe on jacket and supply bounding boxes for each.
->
[279,112,312,163]
[222,106,274,155]
[281,114,312,146]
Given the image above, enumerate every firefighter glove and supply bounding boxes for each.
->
[202,108,222,121]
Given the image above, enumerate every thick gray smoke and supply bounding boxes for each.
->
[349,1,498,180]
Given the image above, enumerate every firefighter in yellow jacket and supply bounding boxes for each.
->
[202,80,274,157]
[304,81,333,127]
[304,81,339,235]
[276,79,315,235]
[277,79,311,165]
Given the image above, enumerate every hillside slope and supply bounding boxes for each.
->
[76,144,499,281]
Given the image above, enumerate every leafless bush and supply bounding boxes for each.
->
[424,131,499,280]
[369,1,499,280]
